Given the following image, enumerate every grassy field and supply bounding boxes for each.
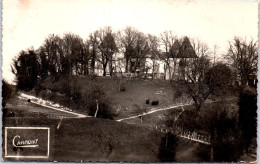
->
[3,96,255,162]
[2,96,211,162]
[36,76,190,118]
[3,115,210,162]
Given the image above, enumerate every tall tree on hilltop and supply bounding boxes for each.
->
[72,37,91,75]
[89,31,99,74]
[148,34,160,79]
[42,34,62,76]
[62,33,83,75]
[131,32,150,75]
[96,27,118,76]
[37,46,49,80]
[225,37,258,92]
[11,49,39,90]
[118,26,139,73]
[160,31,178,80]
[177,38,212,111]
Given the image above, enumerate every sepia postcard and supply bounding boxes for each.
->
[2,0,258,162]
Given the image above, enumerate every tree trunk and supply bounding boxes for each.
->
[81,62,84,75]
[152,60,155,80]
[103,62,107,76]
[94,100,99,117]
[69,61,73,75]
[168,64,172,80]
[91,51,96,73]
[193,97,202,112]
[125,57,129,73]
[103,67,106,76]
[109,61,113,76]
[163,64,167,80]
[164,61,171,80]
[83,62,89,76]
[241,75,248,93]
[86,63,89,75]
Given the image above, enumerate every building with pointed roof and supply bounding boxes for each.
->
[90,36,198,80]
[163,36,197,80]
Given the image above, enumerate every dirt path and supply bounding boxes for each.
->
[19,93,88,118]
[117,103,191,122]
[117,98,235,122]
[4,98,83,118]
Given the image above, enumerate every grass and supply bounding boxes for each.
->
[5,75,255,162]
[3,116,162,162]
[3,97,212,162]
[121,100,239,135]
[2,115,210,162]
[38,76,181,118]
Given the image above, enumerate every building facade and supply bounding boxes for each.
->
[90,37,197,80]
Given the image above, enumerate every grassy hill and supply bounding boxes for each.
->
[36,76,186,118]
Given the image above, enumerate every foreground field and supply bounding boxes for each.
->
[3,116,209,162]
[3,98,211,162]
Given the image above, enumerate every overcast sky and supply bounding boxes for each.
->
[2,0,258,83]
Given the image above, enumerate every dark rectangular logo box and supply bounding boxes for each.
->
[5,127,50,159]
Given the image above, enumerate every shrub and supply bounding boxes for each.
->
[199,103,243,161]
[119,85,126,91]
[175,108,197,131]
[173,87,183,100]
[164,110,182,128]
[158,132,178,161]
[84,86,116,119]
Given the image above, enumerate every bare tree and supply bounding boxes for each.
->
[89,31,99,74]
[37,46,49,80]
[62,33,86,75]
[147,34,160,79]
[41,34,63,76]
[118,26,139,73]
[11,49,40,90]
[96,27,118,76]
[118,27,150,76]
[225,37,258,91]
[160,31,178,80]
[73,39,91,76]
[178,38,212,111]
[131,32,150,76]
